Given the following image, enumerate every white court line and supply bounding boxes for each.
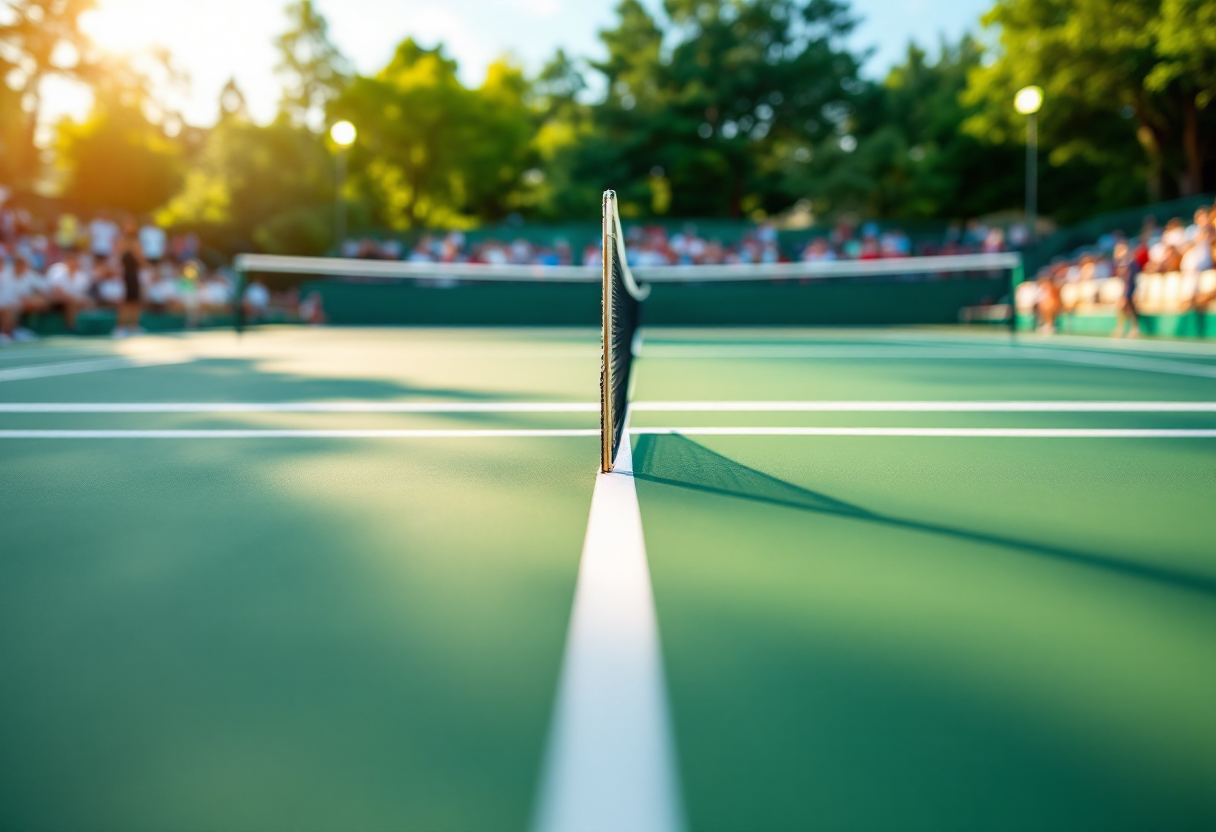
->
[2,400,1210,414]
[0,347,112,363]
[3,427,1213,440]
[639,345,1216,379]
[630,427,1216,438]
[0,429,600,439]
[0,402,600,413]
[0,354,191,383]
[534,437,684,832]
[630,401,1216,412]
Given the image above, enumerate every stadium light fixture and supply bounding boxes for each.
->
[330,121,357,247]
[1014,86,1043,115]
[1014,86,1043,334]
[330,120,357,147]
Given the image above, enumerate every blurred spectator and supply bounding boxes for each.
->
[145,262,180,313]
[139,217,168,264]
[198,270,234,314]
[89,211,120,261]
[299,290,327,325]
[0,255,49,342]
[45,250,94,331]
[114,218,145,338]
[243,278,271,323]
[800,238,837,262]
[55,213,81,251]
[1034,268,1063,334]
[1112,239,1141,338]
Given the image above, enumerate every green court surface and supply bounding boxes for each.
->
[1,326,1214,832]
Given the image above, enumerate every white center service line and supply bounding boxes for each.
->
[534,437,684,832]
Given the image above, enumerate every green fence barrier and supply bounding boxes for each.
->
[305,277,1009,327]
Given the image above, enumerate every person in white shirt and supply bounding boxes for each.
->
[45,251,94,331]
[243,279,271,323]
[88,212,120,260]
[0,256,50,342]
[145,261,181,312]
[139,218,167,264]
[199,272,233,312]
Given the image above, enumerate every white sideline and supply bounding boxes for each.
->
[630,401,1216,412]
[534,437,684,832]
[0,354,190,383]
[640,344,1216,378]
[630,427,1216,438]
[2,427,1213,440]
[0,429,600,439]
[3,400,1212,414]
[0,402,600,413]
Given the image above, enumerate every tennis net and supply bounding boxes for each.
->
[233,242,1021,472]
[600,190,650,472]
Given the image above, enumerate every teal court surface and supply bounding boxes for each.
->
[1,326,1215,832]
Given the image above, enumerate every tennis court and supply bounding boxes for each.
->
[2,324,1214,832]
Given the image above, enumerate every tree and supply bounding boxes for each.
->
[53,61,184,214]
[788,37,1026,220]
[331,39,537,229]
[0,0,97,186]
[561,0,867,219]
[0,51,25,183]
[274,0,350,130]
[1148,0,1216,194]
[963,0,1214,200]
[159,85,337,255]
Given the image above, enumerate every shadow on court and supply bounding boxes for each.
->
[631,434,1216,598]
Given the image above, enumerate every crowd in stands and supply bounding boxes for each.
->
[0,192,239,343]
[8,185,1215,341]
[1024,201,1216,336]
[338,218,1023,267]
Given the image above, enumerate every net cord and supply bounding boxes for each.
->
[234,252,1022,284]
[610,201,651,302]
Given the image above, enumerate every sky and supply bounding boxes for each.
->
[42,0,994,128]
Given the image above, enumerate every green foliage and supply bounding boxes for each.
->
[53,79,183,215]
[51,50,189,213]
[0,60,25,183]
[565,0,866,218]
[274,0,350,130]
[0,0,97,186]
[788,38,1020,219]
[331,40,537,229]
[964,0,1216,200]
[158,109,336,254]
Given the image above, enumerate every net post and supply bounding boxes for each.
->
[601,190,615,473]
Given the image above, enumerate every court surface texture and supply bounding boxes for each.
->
[1,326,1214,832]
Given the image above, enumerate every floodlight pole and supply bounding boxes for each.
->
[1012,86,1043,334]
[1026,110,1038,267]
[335,149,349,252]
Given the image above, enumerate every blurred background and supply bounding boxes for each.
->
[2,0,1213,257]
[1,0,1215,340]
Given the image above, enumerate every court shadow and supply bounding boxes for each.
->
[631,434,1216,598]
